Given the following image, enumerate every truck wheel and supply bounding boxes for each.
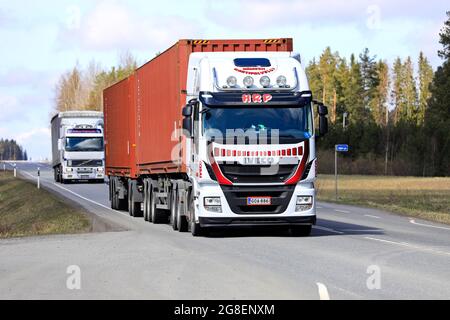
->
[117,180,128,211]
[290,225,312,237]
[128,182,143,218]
[188,191,205,237]
[177,189,188,232]
[110,178,116,209]
[170,187,178,230]
[151,187,165,224]
[146,181,153,222]
[143,180,149,221]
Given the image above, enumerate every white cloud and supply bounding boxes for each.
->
[16,127,51,143]
[58,1,203,52]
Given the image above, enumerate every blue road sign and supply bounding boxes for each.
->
[336,144,349,152]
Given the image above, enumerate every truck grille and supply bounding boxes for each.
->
[70,160,103,167]
[221,185,295,215]
[219,164,297,184]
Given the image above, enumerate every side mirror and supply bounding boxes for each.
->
[182,105,193,117]
[316,104,329,137]
[182,118,192,137]
[318,105,328,116]
[319,115,328,137]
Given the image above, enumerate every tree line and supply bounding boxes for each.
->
[0,139,28,161]
[313,12,450,177]
[54,52,137,112]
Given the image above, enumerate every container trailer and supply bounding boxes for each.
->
[51,111,105,183]
[104,38,328,236]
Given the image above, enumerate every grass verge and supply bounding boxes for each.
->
[316,175,450,225]
[0,170,92,239]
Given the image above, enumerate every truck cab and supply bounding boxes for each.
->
[182,52,328,235]
[51,111,105,184]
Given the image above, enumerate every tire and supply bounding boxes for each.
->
[143,180,149,221]
[170,187,178,230]
[290,225,312,237]
[111,178,118,210]
[151,186,165,224]
[177,189,188,232]
[117,179,128,211]
[128,181,143,218]
[188,191,204,237]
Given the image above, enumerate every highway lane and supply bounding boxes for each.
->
[1,162,449,299]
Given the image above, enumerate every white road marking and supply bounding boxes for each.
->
[316,283,330,300]
[313,226,344,234]
[52,183,129,216]
[410,219,450,231]
[316,206,323,209]
[364,214,380,219]
[342,229,381,233]
[334,209,350,214]
[19,168,129,218]
[365,237,450,256]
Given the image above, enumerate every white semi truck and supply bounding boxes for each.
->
[51,111,105,183]
[105,39,329,237]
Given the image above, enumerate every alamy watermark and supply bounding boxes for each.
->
[66,265,81,290]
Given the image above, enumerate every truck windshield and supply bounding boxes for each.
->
[202,105,313,144]
[65,137,104,152]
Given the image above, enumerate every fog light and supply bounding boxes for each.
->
[227,76,237,87]
[243,76,254,88]
[205,206,222,213]
[277,75,287,87]
[260,76,271,88]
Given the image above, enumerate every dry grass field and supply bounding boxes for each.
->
[316,175,450,225]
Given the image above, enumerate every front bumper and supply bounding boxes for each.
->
[195,182,316,227]
[199,215,316,228]
[63,169,104,180]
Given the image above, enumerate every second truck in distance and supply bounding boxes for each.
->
[104,38,328,236]
[51,111,105,184]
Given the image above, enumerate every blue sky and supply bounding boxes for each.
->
[0,0,447,160]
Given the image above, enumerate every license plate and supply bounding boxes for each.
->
[247,197,272,206]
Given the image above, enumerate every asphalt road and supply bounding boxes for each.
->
[1,161,449,300]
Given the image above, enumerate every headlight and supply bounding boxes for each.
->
[204,197,222,213]
[243,76,254,88]
[97,167,104,173]
[297,196,312,205]
[227,76,237,87]
[260,76,271,88]
[204,197,221,206]
[65,167,73,173]
[277,75,287,87]
[296,196,313,212]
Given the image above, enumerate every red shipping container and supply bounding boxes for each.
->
[105,39,293,177]
[104,75,138,177]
